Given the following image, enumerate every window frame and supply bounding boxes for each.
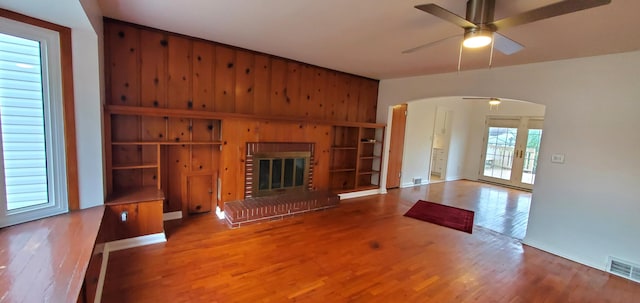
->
[0,9,79,227]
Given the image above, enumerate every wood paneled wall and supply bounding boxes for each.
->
[104,18,380,209]
[104,19,378,122]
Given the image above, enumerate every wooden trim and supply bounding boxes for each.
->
[105,104,386,128]
[0,9,80,210]
[103,110,113,194]
[0,9,69,33]
[59,21,79,211]
[156,144,161,189]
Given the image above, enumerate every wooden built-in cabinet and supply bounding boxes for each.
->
[105,106,222,216]
[103,188,165,241]
[330,126,384,193]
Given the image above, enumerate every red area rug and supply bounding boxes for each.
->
[404,200,475,234]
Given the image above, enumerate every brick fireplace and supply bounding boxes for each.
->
[244,142,315,199]
[224,141,339,228]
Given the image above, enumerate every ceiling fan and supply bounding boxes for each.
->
[404,0,612,55]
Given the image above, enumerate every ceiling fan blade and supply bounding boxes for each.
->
[493,32,524,55]
[402,34,461,54]
[415,4,477,29]
[490,0,611,31]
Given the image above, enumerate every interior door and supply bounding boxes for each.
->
[386,104,407,189]
[480,117,543,189]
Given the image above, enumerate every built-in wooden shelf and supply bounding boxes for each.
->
[112,141,222,145]
[106,186,165,205]
[358,170,380,175]
[359,156,381,160]
[112,164,158,170]
[329,125,384,193]
[329,168,356,173]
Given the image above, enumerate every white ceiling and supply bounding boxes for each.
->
[98,0,640,80]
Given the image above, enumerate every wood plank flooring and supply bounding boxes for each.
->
[397,180,531,239]
[102,180,640,302]
[0,206,104,303]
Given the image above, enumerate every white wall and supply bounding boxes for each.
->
[0,0,105,209]
[377,51,640,271]
[401,98,471,187]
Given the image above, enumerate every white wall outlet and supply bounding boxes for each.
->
[120,210,128,222]
[551,153,565,164]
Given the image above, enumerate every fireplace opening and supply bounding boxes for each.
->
[245,142,315,198]
[253,152,310,197]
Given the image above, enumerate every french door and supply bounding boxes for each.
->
[480,117,543,189]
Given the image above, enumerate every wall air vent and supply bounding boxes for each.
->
[607,257,640,283]
[413,178,422,185]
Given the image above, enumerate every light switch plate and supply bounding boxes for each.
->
[551,153,565,164]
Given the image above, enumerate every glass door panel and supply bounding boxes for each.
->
[521,129,542,185]
[480,117,544,189]
[483,127,518,181]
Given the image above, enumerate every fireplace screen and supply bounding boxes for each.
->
[253,152,310,196]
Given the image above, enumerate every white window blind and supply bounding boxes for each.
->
[0,33,49,211]
[0,16,68,227]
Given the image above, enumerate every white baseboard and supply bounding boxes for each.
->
[163,211,182,221]
[93,232,167,303]
[94,246,109,303]
[106,232,167,252]
[400,181,428,188]
[215,206,225,220]
[339,188,383,200]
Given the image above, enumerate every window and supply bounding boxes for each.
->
[0,16,68,227]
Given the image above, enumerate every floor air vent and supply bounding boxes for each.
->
[607,257,640,283]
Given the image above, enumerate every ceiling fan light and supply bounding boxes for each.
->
[488,99,501,105]
[463,29,492,48]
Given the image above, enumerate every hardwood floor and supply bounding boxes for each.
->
[102,180,640,302]
[396,180,531,239]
